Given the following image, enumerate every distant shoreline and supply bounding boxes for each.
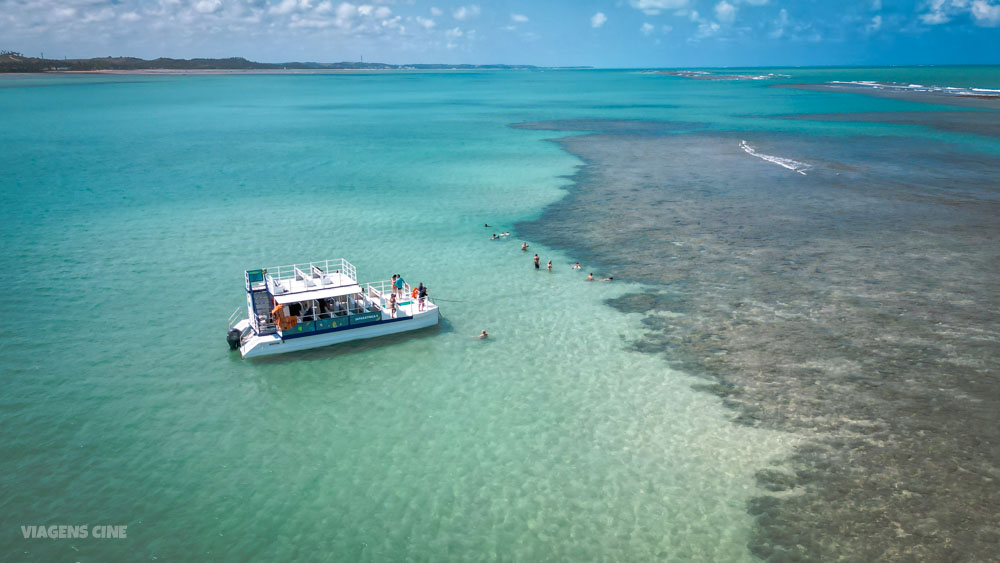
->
[32,68,564,75]
[0,52,590,73]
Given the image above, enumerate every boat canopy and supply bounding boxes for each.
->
[273,284,363,304]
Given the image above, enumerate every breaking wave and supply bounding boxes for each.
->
[739,140,810,175]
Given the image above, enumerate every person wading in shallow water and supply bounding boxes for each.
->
[587,272,594,281]
[533,254,540,269]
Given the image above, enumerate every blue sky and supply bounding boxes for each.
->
[2,0,998,67]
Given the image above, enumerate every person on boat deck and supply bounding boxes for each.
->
[389,293,397,318]
[418,283,427,311]
[394,274,405,297]
[533,254,540,269]
[321,298,335,317]
[391,274,398,295]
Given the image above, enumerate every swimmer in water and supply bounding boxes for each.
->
[533,254,540,269]
[572,262,582,270]
[521,242,529,251]
[479,330,488,339]
[587,273,594,281]
[484,223,491,228]
[600,276,614,282]
[547,260,552,270]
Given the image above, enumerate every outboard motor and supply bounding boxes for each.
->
[227,328,241,350]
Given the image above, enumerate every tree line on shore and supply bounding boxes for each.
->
[0,51,561,73]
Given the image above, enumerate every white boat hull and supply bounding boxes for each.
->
[239,307,439,359]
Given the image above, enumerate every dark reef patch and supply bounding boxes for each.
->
[768,111,1000,138]
[774,82,1000,110]
[516,120,1000,561]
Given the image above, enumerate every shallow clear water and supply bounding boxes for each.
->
[1,68,996,560]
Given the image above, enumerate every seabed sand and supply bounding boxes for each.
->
[515,121,1000,561]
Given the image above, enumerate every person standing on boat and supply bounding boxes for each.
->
[394,274,405,297]
[418,283,427,312]
[533,254,540,269]
[389,293,397,318]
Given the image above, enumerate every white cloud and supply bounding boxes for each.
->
[920,10,950,23]
[697,20,720,37]
[629,0,688,15]
[742,0,768,5]
[591,11,607,27]
[445,26,463,38]
[641,22,655,34]
[971,0,1000,25]
[336,2,357,22]
[452,5,479,21]
[511,13,529,23]
[119,11,141,22]
[374,6,391,18]
[415,16,435,29]
[715,0,736,24]
[81,7,115,23]
[918,0,1000,26]
[193,0,221,14]
[866,14,882,32]
[269,0,300,15]
[430,7,442,16]
[770,7,789,38]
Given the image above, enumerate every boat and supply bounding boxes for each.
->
[226,258,439,358]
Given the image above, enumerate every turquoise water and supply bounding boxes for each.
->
[1,68,997,560]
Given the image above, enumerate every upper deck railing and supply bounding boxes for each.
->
[247,258,357,295]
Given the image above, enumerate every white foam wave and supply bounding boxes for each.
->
[739,140,809,175]
[827,80,1000,98]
